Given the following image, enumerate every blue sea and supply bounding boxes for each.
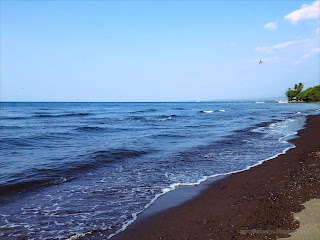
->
[1,102,319,239]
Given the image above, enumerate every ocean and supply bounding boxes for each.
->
[0,102,319,239]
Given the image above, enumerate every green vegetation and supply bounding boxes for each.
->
[285,88,299,101]
[294,83,304,93]
[285,82,304,101]
[285,83,320,102]
[296,85,320,102]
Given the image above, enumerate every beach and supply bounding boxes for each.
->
[112,114,320,240]
[1,103,319,240]
[2,1,320,238]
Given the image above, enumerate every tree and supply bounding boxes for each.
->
[286,83,305,101]
[285,88,298,101]
[294,83,304,93]
[298,83,304,93]
[296,85,320,102]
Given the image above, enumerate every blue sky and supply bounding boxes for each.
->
[1,0,319,102]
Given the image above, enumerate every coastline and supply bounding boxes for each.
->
[109,114,320,240]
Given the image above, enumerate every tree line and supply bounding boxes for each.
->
[285,83,320,102]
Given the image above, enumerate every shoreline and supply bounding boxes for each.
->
[108,114,320,240]
[124,145,296,227]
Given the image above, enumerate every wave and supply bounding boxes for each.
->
[75,126,105,132]
[91,149,147,160]
[0,149,148,197]
[124,116,146,121]
[233,118,292,136]
[0,176,75,198]
[132,109,158,114]
[104,132,300,240]
[152,133,188,139]
[157,116,172,122]
[200,109,226,113]
[0,116,27,120]
[63,113,93,117]
[257,121,277,127]
[154,115,179,122]
[124,115,177,122]
[200,110,225,113]
[97,143,297,240]
[32,113,93,118]
[0,126,22,129]
[251,118,295,135]
[0,138,35,148]
[33,114,55,118]
[1,132,74,149]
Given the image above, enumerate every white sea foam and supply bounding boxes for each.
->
[278,131,298,143]
[251,118,295,135]
[201,110,213,113]
[219,109,226,112]
[250,127,264,133]
[162,188,171,193]
[66,225,113,240]
[158,116,172,121]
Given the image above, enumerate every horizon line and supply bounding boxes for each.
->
[0,98,286,103]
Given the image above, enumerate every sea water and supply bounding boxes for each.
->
[0,102,319,239]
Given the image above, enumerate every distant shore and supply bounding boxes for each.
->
[110,114,320,240]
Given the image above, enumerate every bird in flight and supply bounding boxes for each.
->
[259,59,262,64]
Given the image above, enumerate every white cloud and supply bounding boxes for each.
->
[255,39,308,54]
[303,48,320,58]
[285,0,320,24]
[255,38,319,64]
[264,21,278,30]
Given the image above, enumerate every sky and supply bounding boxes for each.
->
[1,0,319,102]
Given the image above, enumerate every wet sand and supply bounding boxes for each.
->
[112,114,320,240]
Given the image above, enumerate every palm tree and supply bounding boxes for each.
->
[294,83,304,93]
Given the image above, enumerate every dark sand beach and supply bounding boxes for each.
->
[112,114,320,240]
